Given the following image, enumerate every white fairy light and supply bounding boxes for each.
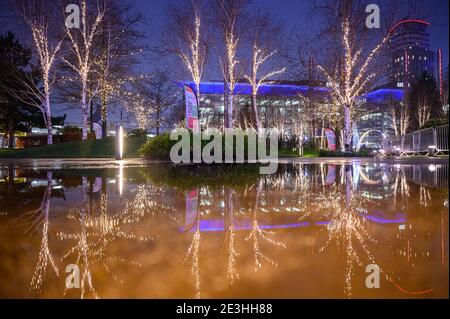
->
[317,18,390,148]
[178,12,206,101]
[63,0,104,140]
[244,46,285,129]
[183,227,201,299]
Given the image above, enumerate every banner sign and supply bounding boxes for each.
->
[324,129,337,151]
[184,85,199,132]
[325,165,336,186]
[184,189,199,231]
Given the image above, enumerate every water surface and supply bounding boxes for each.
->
[0,162,448,298]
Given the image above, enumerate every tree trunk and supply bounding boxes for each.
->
[344,105,352,151]
[345,165,352,207]
[7,163,14,194]
[102,118,107,138]
[81,86,88,140]
[298,121,304,157]
[45,93,53,145]
[8,117,14,149]
[251,94,260,130]
[156,107,160,135]
[228,94,234,129]
[101,92,108,138]
[196,88,201,131]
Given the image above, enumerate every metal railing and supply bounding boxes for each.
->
[386,124,449,156]
[402,164,449,189]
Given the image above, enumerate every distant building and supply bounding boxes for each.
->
[176,80,404,150]
[175,80,331,138]
[356,88,404,149]
[388,19,435,90]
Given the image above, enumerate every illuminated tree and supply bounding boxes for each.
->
[15,0,62,145]
[125,71,177,134]
[409,72,441,129]
[315,0,391,151]
[244,12,285,129]
[165,0,208,106]
[96,1,145,137]
[391,102,410,136]
[63,0,104,140]
[214,0,252,128]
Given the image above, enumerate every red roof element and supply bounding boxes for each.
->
[389,19,431,35]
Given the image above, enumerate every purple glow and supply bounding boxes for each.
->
[180,211,406,232]
[175,81,330,97]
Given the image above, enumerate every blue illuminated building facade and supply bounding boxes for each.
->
[176,80,403,149]
[176,80,333,137]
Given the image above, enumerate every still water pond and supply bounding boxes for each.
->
[0,162,448,298]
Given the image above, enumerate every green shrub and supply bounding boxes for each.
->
[60,125,82,142]
[138,133,176,160]
[139,131,272,161]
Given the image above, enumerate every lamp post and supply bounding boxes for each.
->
[115,108,124,160]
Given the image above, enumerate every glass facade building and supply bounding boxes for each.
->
[175,81,404,149]
[388,20,435,89]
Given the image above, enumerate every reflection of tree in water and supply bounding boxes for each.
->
[121,184,180,224]
[183,222,201,299]
[267,165,384,297]
[316,186,376,298]
[300,165,438,297]
[393,166,411,208]
[224,188,239,285]
[27,172,60,293]
[245,180,286,272]
[419,186,431,207]
[57,181,153,298]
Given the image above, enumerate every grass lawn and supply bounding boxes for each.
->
[0,137,147,158]
[278,148,319,158]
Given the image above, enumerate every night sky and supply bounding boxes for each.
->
[136,0,449,67]
[119,0,449,126]
[49,0,450,123]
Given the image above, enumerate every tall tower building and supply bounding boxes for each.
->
[389,19,435,89]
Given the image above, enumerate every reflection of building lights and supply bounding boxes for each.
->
[428,165,436,172]
[428,145,437,156]
[116,125,124,160]
[117,162,124,196]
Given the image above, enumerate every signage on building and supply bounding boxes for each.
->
[184,85,199,132]
[324,129,336,151]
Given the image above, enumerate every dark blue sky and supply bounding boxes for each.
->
[136,0,448,66]
[59,0,450,124]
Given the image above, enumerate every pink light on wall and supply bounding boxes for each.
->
[438,49,444,102]
[389,19,431,35]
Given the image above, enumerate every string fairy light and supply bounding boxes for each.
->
[317,18,390,148]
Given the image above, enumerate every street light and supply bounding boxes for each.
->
[115,109,124,160]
